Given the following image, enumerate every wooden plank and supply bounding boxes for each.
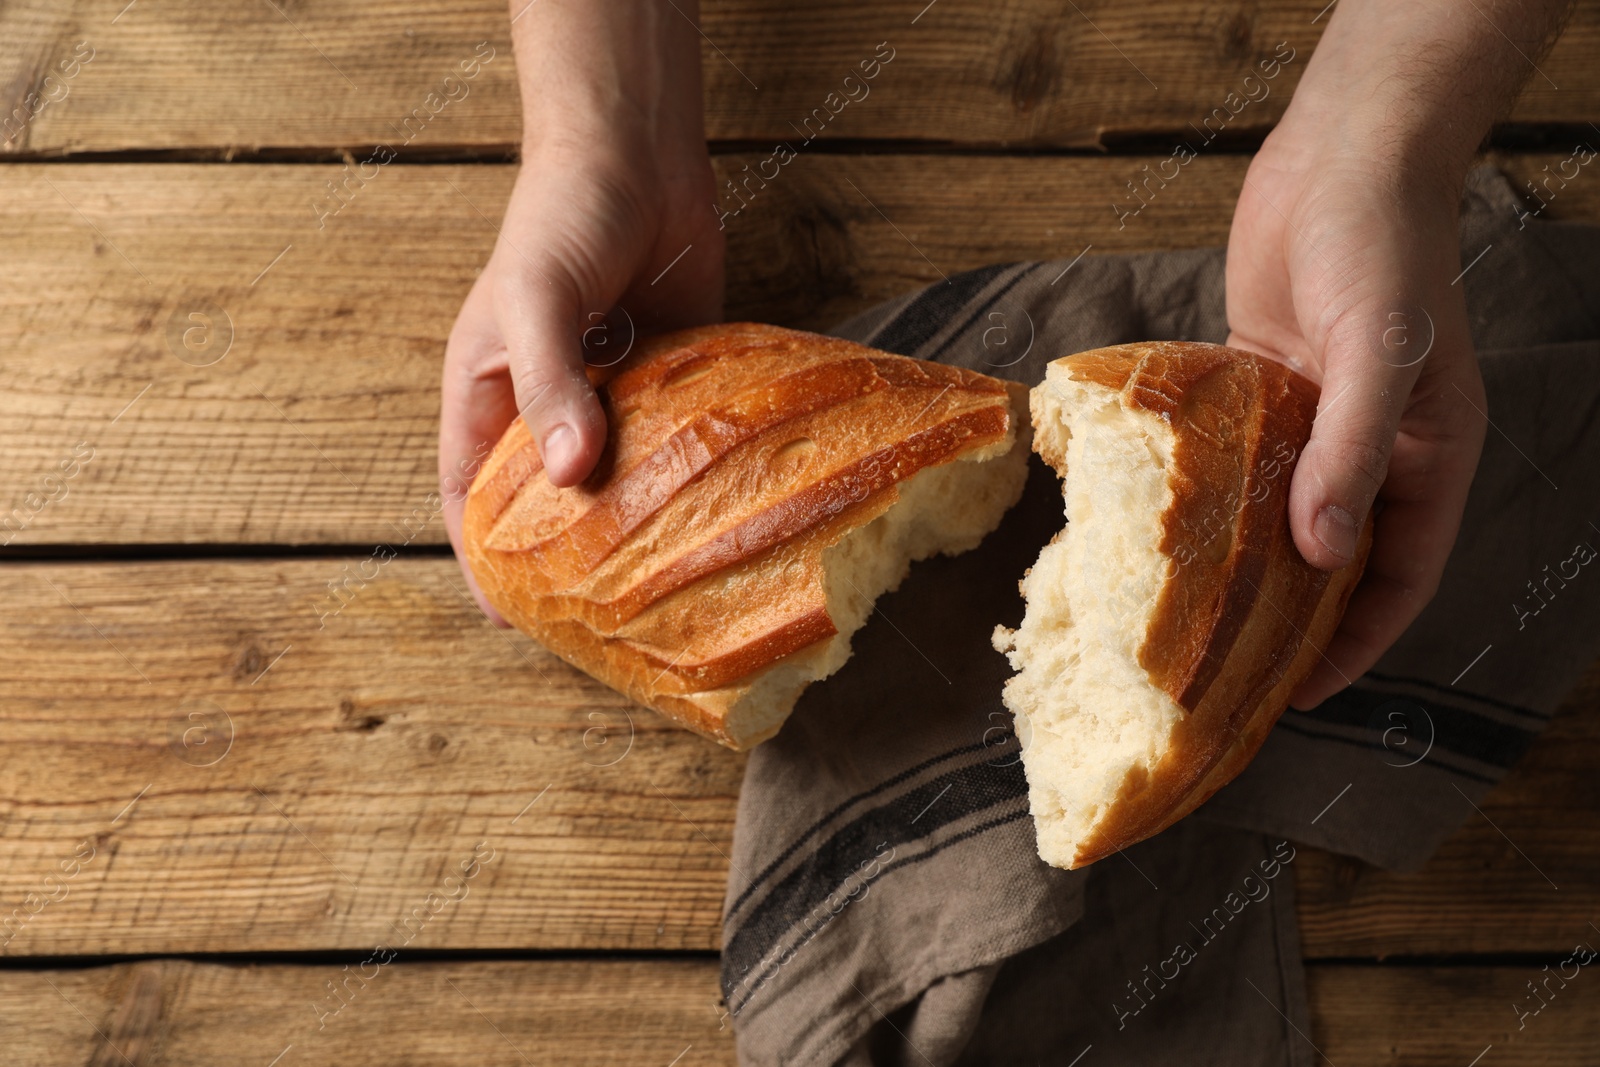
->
[1,0,1595,155]
[1297,665,1600,959]
[2,153,1592,547]
[1311,963,1600,1066]
[0,957,736,1067]
[0,153,1249,547]
[1,559,1597,956]
[0,958,1593,1065]
[0,558,741,955]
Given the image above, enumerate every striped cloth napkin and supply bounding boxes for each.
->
[719,166,1600,1066]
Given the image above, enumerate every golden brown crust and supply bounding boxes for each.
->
[1053,342,1372,867]
[1158,516,1372,829]
[463,323,1023,749]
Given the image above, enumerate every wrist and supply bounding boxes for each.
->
[1274,0,1570,199]
[512,0,705,155]
[1264,100,1472,216]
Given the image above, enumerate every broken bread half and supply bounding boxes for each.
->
[464,323,1031,750]
[993,341,1371,869]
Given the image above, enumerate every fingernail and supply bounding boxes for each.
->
[1313,505,1358,564]
[541,424,577,481]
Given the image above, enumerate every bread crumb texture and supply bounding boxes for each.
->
[463,324,1031,749]
[996,361,1181,868]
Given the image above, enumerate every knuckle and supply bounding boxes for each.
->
[445,318,505,371]
[511,360,590,426]
[510,367,561,417]
[1340,440,1390,498]
[1412,570,1443,607]
[1313,436,1389,503]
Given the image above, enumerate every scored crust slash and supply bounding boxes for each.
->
[462,326,1369,868]
[993,342,1370,869]
[463,323,1032,750]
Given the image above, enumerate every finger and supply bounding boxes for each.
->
[1286,302,1425,571]
[1288,372,1485,708]
[491,254,609,488]
[440,273,516,627]
[1288,500,1440,708]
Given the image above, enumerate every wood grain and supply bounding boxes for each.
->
[1296,666,1600,959]
[0,558,1595,956]
[0,153,1250,547]
[0,558,742,955]
[0,0,1595,155]
[0,957,736,1067]
[1,1,1593,1056]
[1310,963,1600,1066]
[0,958,1594,1065]
[2,154,1593,547]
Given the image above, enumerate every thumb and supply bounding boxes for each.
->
[491,255,610,488]
[1287,304,1425,570]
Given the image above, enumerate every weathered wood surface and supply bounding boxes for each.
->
[1,557,1595,956]
[1296,666,1600,958]
[0,154,1245,547]
[0,558,742,955]
[2,0,1595,1059]
[1,153,1592,547]
[0,958,1592,1065]
[0,0,1594,156]
[1308,963,1600,1066]
[0,958,736,1067]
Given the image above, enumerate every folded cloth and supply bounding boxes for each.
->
[720,166,1600,1066]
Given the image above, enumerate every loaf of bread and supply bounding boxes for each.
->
[993,341,1371,870]
[464,323,1031,749]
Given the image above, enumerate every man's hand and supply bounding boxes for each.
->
[1225,0,1569,707]
[439,0,724,621]
[1227,139,1486,708]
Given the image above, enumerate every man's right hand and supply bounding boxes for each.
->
[439,0,725,622]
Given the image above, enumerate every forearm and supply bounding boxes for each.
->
[509,0,707,156]
[1278,0,1572,189]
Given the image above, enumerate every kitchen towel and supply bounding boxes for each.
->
[721,165,1600,1066]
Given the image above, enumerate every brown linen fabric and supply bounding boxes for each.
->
[721,166,1600,1066]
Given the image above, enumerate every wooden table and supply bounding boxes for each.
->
[1,2,1597,1063]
